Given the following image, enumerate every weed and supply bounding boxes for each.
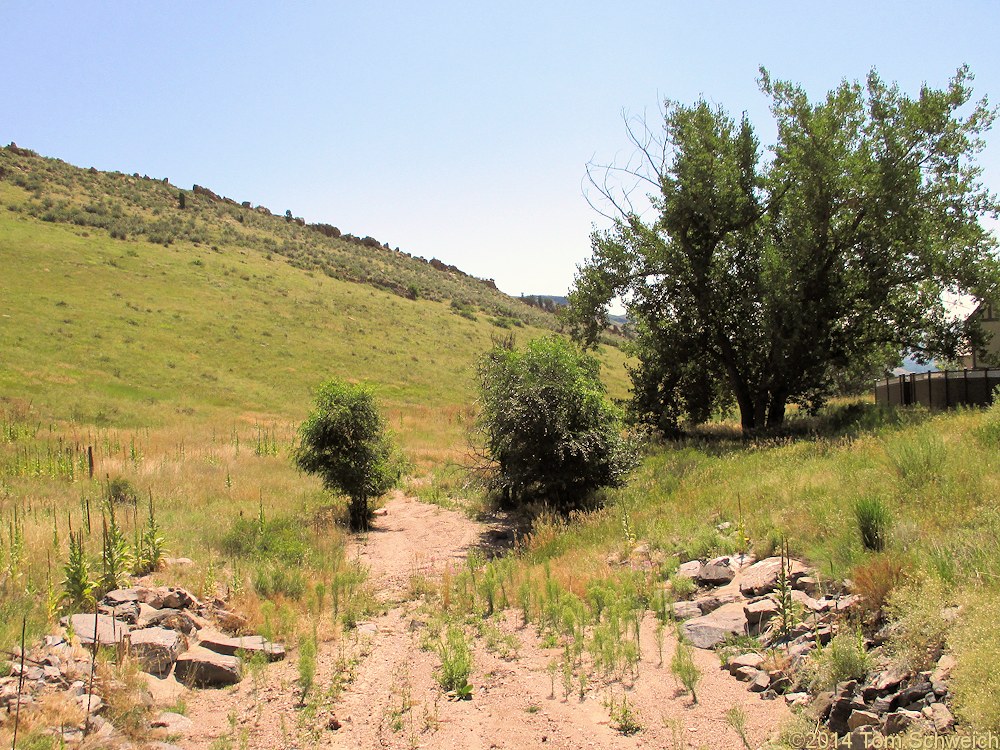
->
[61,529,95,609]
[296,628,317,706]
[435,624,473,699]
[670,630,700,703]
[668,572,695,601]
[608,692,642,735]
[725,705,752,750]
[806,629,871,693]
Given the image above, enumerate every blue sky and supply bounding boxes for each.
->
[4,2,999,298]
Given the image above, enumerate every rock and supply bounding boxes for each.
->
[738,557,809,597]
[75,693,104,714]
[174,648,242,687]
[883,709,923,735]
[848,710,881,731]
[828,682,863,735]
[104,588,140,606]
[143,609,199,635]
[160,588,197,610]
[142,673,187,706]
[784,692,810,707]
[748,670,771,692]
[694,592,742,614]
[923,702,954,733]
[682,602,747,649]
[890,679,933,712]
[65,613,130,646]
[197,632,285,662]
[790,589,825,612]
[671,601,702,620]
[135,587,167,608]
[726,653,765,675]
[734,666,761,682]
[129,627,185,676]
[794,576,821,596]
[862,666,910,702]
[744,598,779,633]
[212,608,249,633]
[373,507,389,517]
[100,601,140,624]
[931,654,956,684]
[845,729,883,750]
[697,561,735,586]
[151,711,194,735]
[163,558,194,568]
[677,560,701,578]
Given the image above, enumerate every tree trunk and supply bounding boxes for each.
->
[766,390,788,428]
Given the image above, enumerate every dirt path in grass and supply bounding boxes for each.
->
[177,493,790,750]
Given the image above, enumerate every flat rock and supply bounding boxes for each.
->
[104,588,140,606]
[160,588,198,610]
[129,627,185,676]
[682,602,747,649]
[695,592,741,615]
[198,632,285,662]
[734,666,761,682]
[143,609,199,635]
[748,670,771,692]
[738,557,809,597]
[65,613,130,646]
[174,648,242,687]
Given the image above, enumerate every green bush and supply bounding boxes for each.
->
[221,514,308,565]
[475,336,639,511]
[806,630,871,693]
[293,379,399,530]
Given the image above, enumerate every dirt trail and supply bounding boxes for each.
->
[179,495,790,749]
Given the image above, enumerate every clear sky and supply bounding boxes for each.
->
[3,2,999,298]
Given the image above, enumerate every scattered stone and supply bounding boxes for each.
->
[129,627,185,677]
[143,609,199,635]
[923,702,955,733]
[848,710,881,731]
[726,653,765,675]
[739,557,809,597]
[142,673,187,706]
[162,557,194,568]
[883,709,923,735]
[671,601,702,620]
[174,648,242,687]
[160,588,197,610]
[104,588,140,606]
[744,598,779,633]
[784,692,810,707]
[697,561,735,586]
[694,592,742,615]
[198,632,285,662]
[682,602,747,649]
[356,622,378,636]
[75,693,104,715]
[151,711,194,735]
[64,613,130,646]
[794,576,821,596]
[734,666,761,682]
[373,507,389,517]
[931,654,956,684]
[748,671,771,693]
[677,560,701,579]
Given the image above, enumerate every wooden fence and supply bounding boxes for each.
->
[875,369,1000,410]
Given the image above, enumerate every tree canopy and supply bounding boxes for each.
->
[475,335,638,511]
[568,67,1000,432]
[293,379,398,530]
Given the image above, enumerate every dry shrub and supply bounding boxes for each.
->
[850,554,907,624]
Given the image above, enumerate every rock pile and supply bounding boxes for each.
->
[1,585,283,747]
[674,553,959,742]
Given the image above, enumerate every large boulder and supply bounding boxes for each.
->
[682,602,747,649]
[697,560,735,586]
[129,627,185,676]
[174,648,242,687]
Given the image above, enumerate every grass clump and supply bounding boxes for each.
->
[853,496,891,552]
[884,576,951,671]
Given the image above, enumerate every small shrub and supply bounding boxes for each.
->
[670,630,700,703]
[854,496,891,552]
[608,693,642,735]
[297,629,317,705]
[106,475,139,506]
[807,630,871,693]
[667,572,696,601]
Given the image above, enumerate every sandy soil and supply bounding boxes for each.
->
[177,494,789,749]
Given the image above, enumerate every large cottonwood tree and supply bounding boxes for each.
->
[568,67,1000,432]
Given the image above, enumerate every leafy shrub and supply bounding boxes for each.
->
[475,336,639,511]
[293,379,399,530]
[854,496,892,552]
[435,624,473,699]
